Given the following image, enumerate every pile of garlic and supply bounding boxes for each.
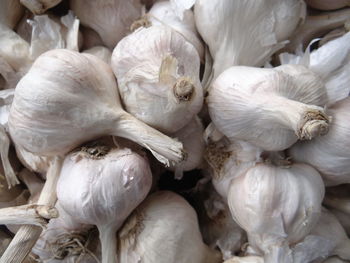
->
[0,0,350,263]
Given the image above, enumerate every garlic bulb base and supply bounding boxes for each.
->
[297,110,330,140]
[20,0,61,15]
[173,77,195,102]
[130,16,151,32]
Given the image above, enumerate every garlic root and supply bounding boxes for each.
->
[19,0,62,15]
[297,109,330,140]
[173,77,195,102]
[0,125,18,187]
[0,204,57,228]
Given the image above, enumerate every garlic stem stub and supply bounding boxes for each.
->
[57,145,153,263]
[112,26,203,134]
[208,65,330,151]
[20,0,62,15]
[9,49,184,166]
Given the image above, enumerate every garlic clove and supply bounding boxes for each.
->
[20,0,62,15]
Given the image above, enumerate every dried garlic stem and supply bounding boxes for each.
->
[19,0,61,15]
[0,204,57,228]
[0,156,63,263]
[130,16,151,32]
[324,196,350,215]
[99,225,117,263]
[0,125,19,187]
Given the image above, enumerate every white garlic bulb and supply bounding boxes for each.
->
[228,163,325,260]
[82,46,112,64]
[118,191,222,263]
[145,0,204,61]
[289,98,350,186]
[194,0,305,82]
[57,145,152,263]
[112,26,203,134]
[305,0,350,10]
[168,116,205,179]
[0,0,24,29]
[70,0,142,49]
[208,65,329,151]
[9,49,184,166]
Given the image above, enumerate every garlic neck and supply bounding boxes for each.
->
[173,77,195,102]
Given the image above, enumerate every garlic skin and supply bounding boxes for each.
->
[118,191,222,263]
[15,145,51,175]
[208,65,329,151]
[194,0,305,82]
[9,49,184,166]
[0,0,24,29]
[305,0,350,10]
[289,98,350,186]
[228,163,325,259]
[70,0,142,49]
[224,256,264,263]
[57,146,152,263]
[82,46,112,64]
[112,26,203,134]
[146,1,204,61]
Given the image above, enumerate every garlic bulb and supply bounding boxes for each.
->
[168,116,205,179]
[305,0,350,10]
[70,0,143,49]
[57,145,152,263]
[15,145,52,175]
[20,0,62,15]
[112,26,203,133]
[194,0,305,83]
[208,65,329,151]
[280,31,350,106]
[143,0,204,61]
[328,209,350,236]
[9,49,184,166]
[289,98,350,186]
[224,256,264,263]
[228,163,325,259]
[118,191,222,263]
[0,0,24,29]
[82,46,112,64]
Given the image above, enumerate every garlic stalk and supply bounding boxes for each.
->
[168,116,205,179]
[289,98,350,186]
[83,46,112,64]
[57,145,152,263]
[140,0,204,61]
[280,31,350,106]
[0,0,24,29]
[228,162,325,260]
[118,191,222,263]
[18,169,44,202]
[20,0,62,15]
[112,26,203,133]
[0,166,24,205]
[193,0,305,85]
[70,0,143,49]
[305,0,350,10]
[9,49,184,166]
[208,65,330,151]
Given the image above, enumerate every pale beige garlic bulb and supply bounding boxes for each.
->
[306,0,350,10]
[20,0,62,15]
[193,0,305,85]
[228,162,325,261]
[208,65,329,151]
[70,0,142,49]
[112,26,203,134]
[82,46,112,64]
[289,98,350,186]
[57,145,152,263]
[135,0,204,61]
[117,191,222,263]
[168,116,205,179]
[9,49,184,166]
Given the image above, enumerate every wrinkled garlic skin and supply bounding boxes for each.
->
[118,191,221,263]
[289,98,350,186]
[194,0,305,81]
[305,0,350,10]
[208,65,329,151]
[147,1,204,61]
[0,0,24,29]
[70,0,142,49]
[228,163,325,256]
[83,46,112,64]
[112,26,203,134]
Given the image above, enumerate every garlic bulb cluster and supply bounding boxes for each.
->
[289,98,350,186]
[57,144,152,263]
[9,49,184,166]
[208,65,329,151]
[228,162,325,260]
[118,191,221,263]
[112,26,203,133]
[70,0,143,49]
[194,0,306,83]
